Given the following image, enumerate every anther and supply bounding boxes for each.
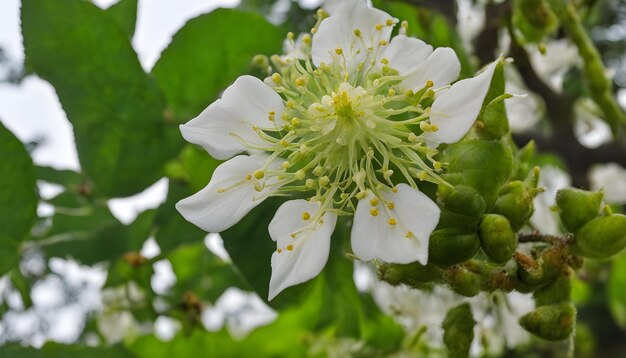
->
[290,233,296,238]
[277,248,282,253]
[375,23,383,31]
[302,212,311,220]
[287,32,294,40]
[280,139,289,147]
[392,187,398,193]
[418,171,428,181]
[356,191,367,200]
[408,133,418,142]
[386,19,394,26]
[271,73,282,83]
[405,231,414,238]
[426,80,434,88]
[370,197,380,206]
[319,176,330,187]
[302,34,311,45]
[388,218,397,226]
[370,208,379,216]
[383,169,394,179]
[313,166,324,176]
[353,29,361,37]
[246,174,252,180]
[433,161,442,170]
[287,245,294,251]
[291,117,301,126]
[379,40,387,46]
[268,110,276,121]
[253,170,264,179]
[295,77,306,86]
[295,170,305,180]
[335,47,343,55]
[387,88,396,96]
[387,202,395,210]
[381,58,389,65]
[306,179,315,188]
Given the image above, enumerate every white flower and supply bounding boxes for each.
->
[177,0,500,300]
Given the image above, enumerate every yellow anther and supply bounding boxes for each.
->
[430,124,439,132]
[370,197,380,206]
[319,218,324,224]
[381,58,389,65]
[277,248,282,253]
[311,27,317,34]
[375,23,383,31]
[286,100,295,108]
[281,113,289,121]
[418,171,428,181]
[302,34,311,45]
[335,47,343,55]
[291,117,301,126]
[353,29,361,37]
[302,212,311,220]
[401,20,409,30]
[295,169,305,180]
[384,169,394,179]
[217,188,226,193]
[356,191,367,200]
[252,125,259,131]
[387,88,396,96]
[287,245,294,251]
[319,176,330,187]
[268,110,276,121]
[426,80,434,88]
[433,161,442,170]
[295,77,306,86]
[420,121,437,132]
[392,186,398,193]
[388,218,397,226]
[271,73,282,83]
[287,32,294,40]
[379,40,388,46]
[405,231,414,238]
[245,174,252,180]
[370,208,379,216]
[404,89,414,97]
[387,202,395,210]
[386,19,394,26]
[253,170,264,179]
[313,166,324,176]
[290,233,296,238]
[279,139,289,147]
[306,179,316,188]
[408,133,418,142]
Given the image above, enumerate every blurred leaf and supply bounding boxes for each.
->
[128,209,156,251]
[36,166,84,188]
[443,303,475,358]
[0,235,20,276]
[105,0,138,38]
[9,268,33,309]
[165,146,221,192]
[167,242,246,302]
[129,330,242,357]
[154,181,207,254]
[22,0,181,197]
[608,252,626,328]
[151,8,284,119]
[0,343,134,358]
[0,121,38,242]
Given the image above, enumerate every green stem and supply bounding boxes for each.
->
[546,0,625,134]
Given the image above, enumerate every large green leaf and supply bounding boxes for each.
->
[105,0,138,38]
[22,0,181,197]
[151,8,284,119]
[0,343,134,358]
[0,121,38,243]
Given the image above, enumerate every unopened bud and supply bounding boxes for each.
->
[556,188,603,233]
[429,228,481,267]
[572,214,626,259]
[479,214,517,264]
[519,303,575,341]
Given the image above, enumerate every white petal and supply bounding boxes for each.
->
[180,75,284,160]
[381,35,433,75]
[268,200,337,300]
[401,47,461,90]
[312,0,396,70]
[427,60,498,144]
[351,184,440,265]
[176,154,280,233]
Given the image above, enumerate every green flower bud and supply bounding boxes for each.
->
[519,303,576,341]
[444,266,484,297]
[515,246,565,287]
[479,214,518,264]
[513,0,559,43]
[556,188,603,233]
[476,63,509,140]
[572,214,626,259]
[493,181,535,229]
[377,262,441,289]
[437,185,486,228]
[429,228,481,267]
[443,303,475,358]
[533,267,573,306]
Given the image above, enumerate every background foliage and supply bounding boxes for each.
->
[1,0,626,356]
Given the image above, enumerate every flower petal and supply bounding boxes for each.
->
[427,60,498,144]
[268,200,337,300]
[381,35,433,75]
[176,154,280,233]
[312,0,396,70]
[351,184,440,265]
[180,75,284,160]
[401,47,461,90]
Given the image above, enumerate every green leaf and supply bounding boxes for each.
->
[105,0,138,38]
[151,9,284,119]
[0,342,134,358]
[22,0,181,197]
[36,166,84,188]
[609,252,626,328]
[154,181,207,254]
[0,121,38,242]
[443,303,476,358]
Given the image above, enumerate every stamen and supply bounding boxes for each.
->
[302,212,311,220]
[388,218,397,225]
[287,245,294,251]
[369,197,380,206]
[370,208,379,216]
